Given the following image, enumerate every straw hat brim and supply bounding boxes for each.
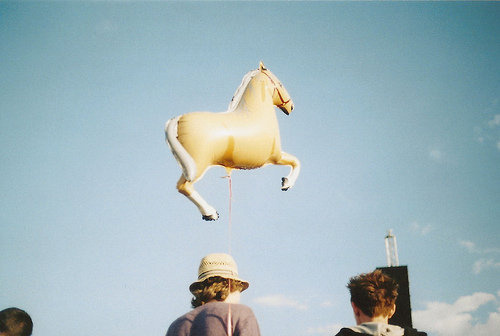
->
[189,275,249,294]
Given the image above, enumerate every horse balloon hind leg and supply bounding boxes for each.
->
[176,176,219,221]
[165,117,219,221]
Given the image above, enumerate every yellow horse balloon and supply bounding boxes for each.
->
[165,62,300,220]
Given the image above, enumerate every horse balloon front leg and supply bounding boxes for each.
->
[176,176,219,221]
[277,152,301,191]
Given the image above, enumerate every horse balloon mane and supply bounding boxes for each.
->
[165,62,300,220]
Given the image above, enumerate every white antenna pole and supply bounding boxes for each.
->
[385,229,399,267]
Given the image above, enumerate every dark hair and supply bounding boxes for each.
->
[347,270,399,318]
[0,307,33,336]
[190,276,246,308]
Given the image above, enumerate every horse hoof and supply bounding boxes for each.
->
[202,213,219,221]
[281,177,290,191]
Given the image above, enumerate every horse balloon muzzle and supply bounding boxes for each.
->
[279,101,293,115]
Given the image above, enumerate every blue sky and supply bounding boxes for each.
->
[1,2,499,336]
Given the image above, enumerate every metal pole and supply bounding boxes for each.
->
[385,229,399,267]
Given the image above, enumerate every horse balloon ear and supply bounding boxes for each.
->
[259,61,267,71]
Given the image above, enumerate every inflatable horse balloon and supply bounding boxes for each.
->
[165,62,300,220]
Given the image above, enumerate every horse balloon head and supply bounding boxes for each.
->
[259,61,294,115]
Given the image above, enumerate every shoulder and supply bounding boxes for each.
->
[404,327,428,336]
[166,308,201,336]
[335,328,369,336]
[229,304,260,335]
[231,303,257,314]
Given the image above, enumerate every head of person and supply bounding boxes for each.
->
[347,270,399,323]
[189,253,249,308]
[0,307,33,336]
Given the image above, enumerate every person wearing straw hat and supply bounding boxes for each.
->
[166,253,260,336]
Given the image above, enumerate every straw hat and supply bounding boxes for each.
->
[189,253,249,293]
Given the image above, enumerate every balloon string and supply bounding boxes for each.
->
[227,176,233,336]
[227,283,233,336]
[227,174,232,254]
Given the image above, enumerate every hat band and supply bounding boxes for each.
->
[198,269,238,280]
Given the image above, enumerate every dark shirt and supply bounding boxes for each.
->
[335,326,427,336]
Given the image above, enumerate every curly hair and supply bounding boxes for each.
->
[347,270,399,318]
[191,276,246,308]
[0,307,33,336]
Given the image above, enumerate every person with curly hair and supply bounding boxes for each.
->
[166,253,260,336]
[0,307,33,336]
[335,270,426,336]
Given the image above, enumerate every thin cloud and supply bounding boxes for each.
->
[413,292,499,336]
[487,114,500,127]
[306,323,343,335]
[410,221,433,235]
[485,247,500,254]
[474,126,485,143]
[320,300,334,307]
[459,240,479,253]
[473,259,500,274]
[429,149,442,162]
[488,114,500,152]
[95,19,119,36]
[459,240,500,274]
[459,240,500,254]
[474,98,500,150]
[254,294,308,310]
